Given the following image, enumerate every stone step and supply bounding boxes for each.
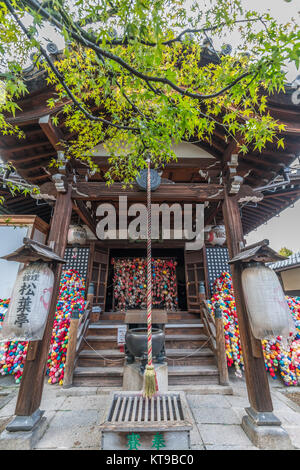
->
[100,312,125,321]
[168,365,219,385]
[73,364,219,387]
[165,324,204,335]
[77,349,125,367]
[166,348,215,366]
[81,335,120,350]
[77,347,215,368]
[165,334,209,349]
[72,366,123,387]
[86,324,122,336]
[83,333,208,348]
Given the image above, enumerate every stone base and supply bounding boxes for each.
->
[241,407,293,450]
[6,408,44,432]
[123,362,168,392]
[0,415,48,450]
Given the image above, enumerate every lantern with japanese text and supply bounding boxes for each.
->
[0,262,54,341]
[67,225,87,246]
[241,262,292,340]
[67,225,87,259]
[205,225,226,246]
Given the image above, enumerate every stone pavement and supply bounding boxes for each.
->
[0,370,300,450]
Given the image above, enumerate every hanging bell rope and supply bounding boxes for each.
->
[143,157,158,398]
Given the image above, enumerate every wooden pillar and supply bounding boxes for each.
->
[14,186,72,418]
[215,304,229,386]
[62,309,80,389]
[222,191,273,412]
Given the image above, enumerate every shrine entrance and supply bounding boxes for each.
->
[105,247,187,313]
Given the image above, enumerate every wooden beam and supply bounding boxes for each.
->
[0,140,51,154]
[72,199,97,236]
[244,204,276,216]
[204,202,221,225]
[7,151,55,164]
[39,115,64,150]
[39,181,225,202]
[25,174,50,182]
[241,154,284,169]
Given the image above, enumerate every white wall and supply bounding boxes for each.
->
[0,226,29,299]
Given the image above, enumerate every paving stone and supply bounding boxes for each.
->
[0,396,17,418]
[205,444,258,450]
[187,394,231,409]
[0,370,298,450]
[189,424,204,447]
[34,409,102,449]
[56,387,99,397]
[193,407,240,425]
[190,444,205,450]
[275,409,300,426]
[224,395,250,408]
[199,424,254,447]
[281,426,300,449]
[40,395,67,411]
[230,407,247,423]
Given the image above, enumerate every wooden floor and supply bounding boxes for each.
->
[72,311,220,387]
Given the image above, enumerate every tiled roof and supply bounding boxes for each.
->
[270,252,300,271]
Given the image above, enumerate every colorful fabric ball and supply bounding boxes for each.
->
[207,272,300,386]
[0,269,86,386]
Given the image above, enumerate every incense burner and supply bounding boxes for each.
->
[125,327,165,373]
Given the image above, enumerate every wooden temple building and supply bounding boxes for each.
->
[0,46,300,431]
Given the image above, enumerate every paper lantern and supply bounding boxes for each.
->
[0,262,54,341]
[241,262,291,340]
[67,225,87,246]
[67,225,87,259]
[206,225,226,246]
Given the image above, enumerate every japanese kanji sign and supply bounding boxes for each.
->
[0,262,54,341]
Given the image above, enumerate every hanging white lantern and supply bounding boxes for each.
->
[206,225,226,246]
[67,225,87,246]
[241,262,291,340]
[67,225,87,259]
[0,262,54,341]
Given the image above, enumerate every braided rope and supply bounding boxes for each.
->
[146,158,152,367]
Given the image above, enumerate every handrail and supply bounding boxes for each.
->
[76,308,91,354]
[63,301,91,388]
[200,300,216,354]
[200,300,229,386]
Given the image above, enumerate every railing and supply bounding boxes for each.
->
[200,300,229,386]
[63,301,91,388]
[201,300,217,354]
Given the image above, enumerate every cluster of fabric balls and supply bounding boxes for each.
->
[262,295,300,386]
[0,298,27,383]
[0,270,86,386]
[47,270,86,385]
[207,272,244,377]
[112,257,178,311]
[207,272,300,385]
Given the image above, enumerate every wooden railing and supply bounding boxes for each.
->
[200,300,229,386]
[201,300,217,354]
[63,302,91,388]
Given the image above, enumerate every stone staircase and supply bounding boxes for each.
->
[72,311,219,387]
